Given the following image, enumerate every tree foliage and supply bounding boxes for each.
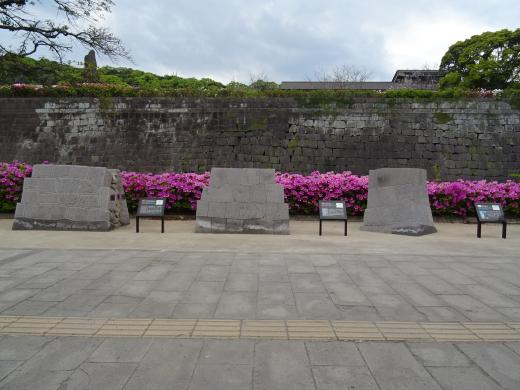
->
[439,28,520,90]
[0,0,129,61]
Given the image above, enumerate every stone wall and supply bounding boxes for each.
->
[0,97,518,180]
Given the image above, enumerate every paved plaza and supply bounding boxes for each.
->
[0,219,519,389]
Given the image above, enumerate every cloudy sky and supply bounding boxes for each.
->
[3,0,520,83]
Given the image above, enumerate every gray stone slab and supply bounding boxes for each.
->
[290,274,326,293]
[0,361,21,383]
[89,338,152,363]
[196,168,289,234]
[362,168,436,235]
[358,342,442,390]
[182,281,224,304]
[225,273,258,292]
[59,362,137,390]
[189,364,252,390]
[200,340,254,365]
[214,292,256,318]
[306,341,365,366]
[368,293,427,321]
[407,342,472,367]
[256,302,299,319]
[294,293,343,319]
[172,303,217,318]
[1,299,57,315]
[12,164,129,231]
[439,294,506,321]
[197,265,230,282]
[254,341,315,390]
[457,343,520,390]
[124,340,202,390]
[428,367,503,390]
[0,336,52,361]
[313,366,379,390]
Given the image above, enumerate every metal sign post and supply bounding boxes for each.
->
[474,203,507,239]
[319,200,348,236]
[136,198,166,233]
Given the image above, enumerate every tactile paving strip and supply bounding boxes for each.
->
[1,316,520,342]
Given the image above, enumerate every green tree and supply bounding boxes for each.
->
[439,28,520,90]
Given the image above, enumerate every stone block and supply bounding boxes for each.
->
[362,168,436,236]
[12,164,129,231]
[195,168,289,234]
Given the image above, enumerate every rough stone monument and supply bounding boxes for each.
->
[361,168,437,236]
[196,168,289,234]
[13,164,129,231]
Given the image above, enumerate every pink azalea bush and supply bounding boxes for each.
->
[1,161,519,217]
[0,161,32,212]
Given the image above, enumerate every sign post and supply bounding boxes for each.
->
[319,200,348,236]
[474,203,507,239]
[136,198,166,233]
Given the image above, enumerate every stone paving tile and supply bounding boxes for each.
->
[358,342,442,390]
[189,364,252,390]
[0,361,22,383]
[172,302,217,318]
[214,292,256,319]
[367,293,427,321]
[182,281,224,304]
[256,302,298,319]
[59,362,137,390]
[88,302,138,317]
[224,273,258,292]
[1,299,57,316]
[155,272,197,291]
[407,342,472,367]
[294,293,343,320]
[196,265,231,282]
[457,343,520,390]
[439,295,508,321]
[0,337,102,390]
[428,367,503,390]
[0,335,52,360]
[89,338,152,363]
[415,306,470,322]
[253,340,315,390]
[290,274,326,293]
[123,339,202,390]
[505,341,520,355]
[258,282,295,305]
[199,340,254,365]
[305,341,365,366]
[312,366,379,390]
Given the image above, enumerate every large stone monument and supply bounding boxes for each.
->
[196,168,289,234]
[361,168,437,236]
[13,164,129,231]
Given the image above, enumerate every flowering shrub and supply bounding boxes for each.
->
[0,162,518,217]
[121,171,210,212]
[0,161,32,212]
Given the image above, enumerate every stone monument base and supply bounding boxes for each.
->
[195,168,289,234]
[361,168,437,236]
[13,164,129,231]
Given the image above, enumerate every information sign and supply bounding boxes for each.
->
[136,198,166,233]
[319,200,348,236]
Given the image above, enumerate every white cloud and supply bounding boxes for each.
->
[379,10,493,71]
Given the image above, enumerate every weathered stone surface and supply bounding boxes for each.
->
[361,168,437,236]
[195,168,289,234]
[12,164,129,231]
[0,98,518,180]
